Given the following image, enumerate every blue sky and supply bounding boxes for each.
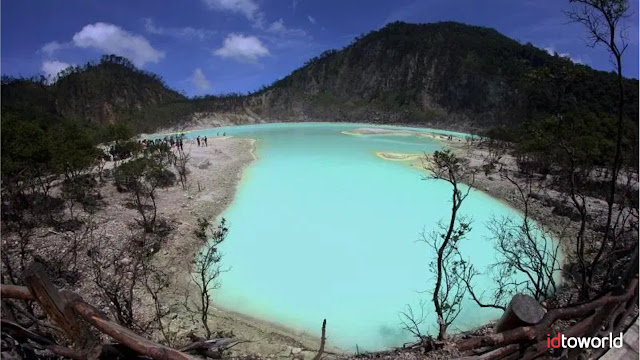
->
[2,0,638,96]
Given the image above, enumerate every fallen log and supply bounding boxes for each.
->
[67,292,196,360]
[494,294,545,333]
[1,318,86,360]
[1,284,36,301]
[456,277,638,351]
[180,335,246,356]
[1,318,56,346]
[4,263,196,360]
[454,343,520,360]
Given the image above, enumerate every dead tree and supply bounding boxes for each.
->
[480,139,507,175]
[115,156,173,233]
[556,137,593,300]
[462,172,562,310]
[96,151,111,183]
[1,268,195,360]
[312,319,327,360]
[140,261,178,346]
[423,149,475,340]
[186,217,229,339]
[567,0,632,297]
[64,215,94,276]
[87,240,141,331]
[399,299,428,339]
[494,172,561,300]
[86,231,159,334]
[174,146,191,190]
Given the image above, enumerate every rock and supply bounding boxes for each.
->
[119,257,132,266]
[291,347,302,355]
[198,160,211,169]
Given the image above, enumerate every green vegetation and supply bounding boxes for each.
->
[2,22,638,154]
[189,217,229,339]
[114,148,175,232]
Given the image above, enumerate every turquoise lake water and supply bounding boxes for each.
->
[181,123,530,351]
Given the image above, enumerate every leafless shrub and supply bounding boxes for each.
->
[185,217,229,338]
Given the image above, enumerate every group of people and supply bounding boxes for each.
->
[195,135,208,147]
[141,131,228,150]
[140,135,185,150]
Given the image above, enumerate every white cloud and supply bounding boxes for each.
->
[143,18,216,40]
[41,60,72,83]
[41,41,69,56]
[544,46,583,64]
[72,22,165,67]
[213,33,270,63]
[307,15,316,24]
[202,0,262,22]
[191,68,212,90]
[266,18,306,37]
[267,19,286,33]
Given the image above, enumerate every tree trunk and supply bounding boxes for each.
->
[495,294,545,333]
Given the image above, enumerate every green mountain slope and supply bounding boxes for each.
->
[51,55,186,126]
[2,55,186,136]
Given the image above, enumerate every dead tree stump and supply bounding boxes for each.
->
[495,294,545,333]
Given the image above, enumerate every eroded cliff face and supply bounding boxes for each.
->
[235,22,524,130]
[237,21,635,132]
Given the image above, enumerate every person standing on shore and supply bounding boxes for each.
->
[196,136,201,147]
[203,136,208,147]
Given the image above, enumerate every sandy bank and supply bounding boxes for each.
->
[342,127,468,145]
[375,151,423,162]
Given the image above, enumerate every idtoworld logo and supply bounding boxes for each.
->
[547,332,624,349]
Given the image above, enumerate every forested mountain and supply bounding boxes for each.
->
[2,55,186,136]
[51,55,185,125]
[2,21,638,138]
